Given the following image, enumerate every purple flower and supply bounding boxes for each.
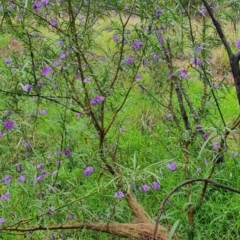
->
[53,84,58,89]
[0,217,5,224]
[143,60,149,67]
[151,53,159,60]
[140,184,150,192]
[132,40,143,51]
[233,152,238,158]
[213,82,219,89]
[158,38,164,44]
[83,77,91,83]
[167,162,177,171]
[1,192,10,201]
[214,6,219,12]
[15,163,23,173]
[190,57,201,66]
[235,39,240,49]
[60,51,67,60]
[36,175,44,182]
[7,3,15,11]
[156,9,164,17]
[177,53,185,59]
[18,175,26,183]
[41,0,49,6]
[199,8,207,15]
[114,190,124,198]
[213,142,220,150]
[5,57,11,65]
[167,72,173,78]
[90,96,105,106]
[67,213,74,219]
[83,166,94,176]
[41,66,52,76]
[37,164,44,170]
[202,133,208,140]
[152,181,160,190]
[56,40,64,46]
[179,68,189,79]
[135,74,142,82]
[56,150,63,155]
[125,58,134,64]
[23,84,32,91]
[4,120,14,130]
[0,132,3,138]
[166,113,172,119]
[195,124,202,131]
[64,149,71,157]
[196,167,201,173]
[99,56,105,62]
[22,140,30,148]
[50,19,58,27]
[47,206,55,216]
[113,34,119,43]
[196,45,203,53]
[54,60,62,66]
[182,8,186,13]
[76,112,82,118]
[39,109,47,115]
[33,1,42,11]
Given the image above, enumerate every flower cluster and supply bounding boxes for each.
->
[235,39,240,49]
[132,41,143,51]
[179,68,189,79]
[90,96,105,106]
[125,58,134,64]
[84,166,94,176]
[167,162,177,171]
[3,120,14,130]
[156,9,164,17]
[41,66,52,76]
[33,0,49,12]
[23,84,32,91]
[1,192,10,201]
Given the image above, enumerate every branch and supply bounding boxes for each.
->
[152,178,240,240]
[125,193,151,223]
[12,0,68,37]
[201,0,232,56]
[202,0,240,104]
[2,222,169,240]
[174,76,190,131]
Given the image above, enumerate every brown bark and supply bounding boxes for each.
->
[2,222,170,240]
[125,193,152,223]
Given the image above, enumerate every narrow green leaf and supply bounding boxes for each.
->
[168,219,180,240]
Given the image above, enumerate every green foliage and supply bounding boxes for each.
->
[0,0,240,239]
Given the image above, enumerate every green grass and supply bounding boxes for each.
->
[1,2,240,240]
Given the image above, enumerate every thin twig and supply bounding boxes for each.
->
[152,178,240,240]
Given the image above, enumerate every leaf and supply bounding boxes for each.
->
[24,0,29,9]
[102,15,109,23]
[197,131,216,159]
[168,219,180,240]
